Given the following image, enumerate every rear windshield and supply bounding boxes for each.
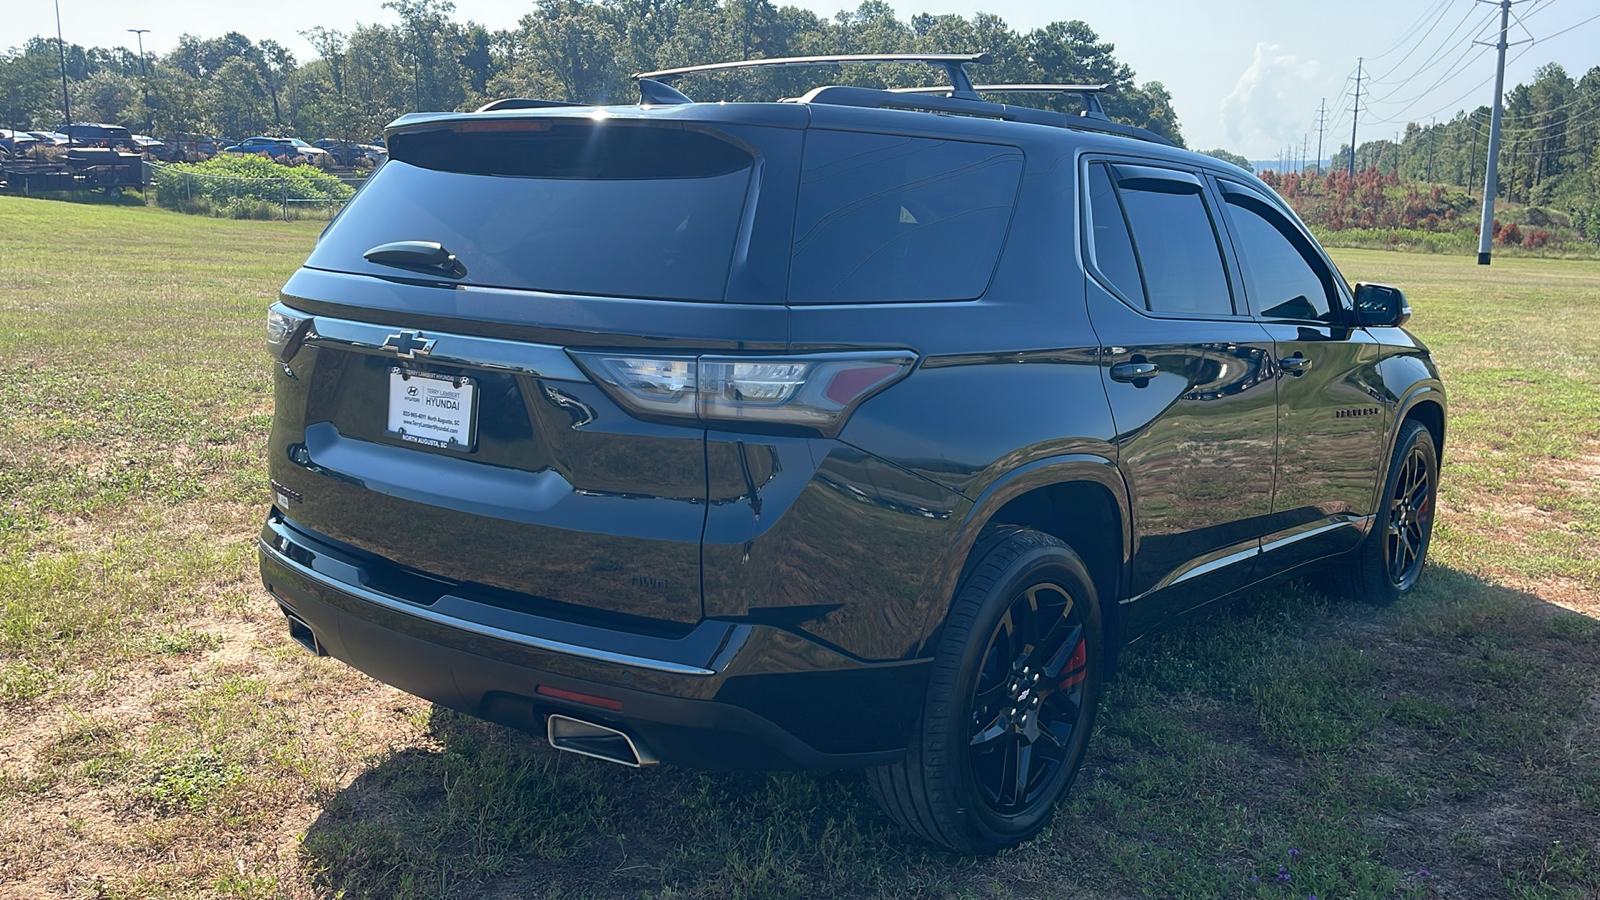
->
[309,118,1023,305]
[307,122,758,302]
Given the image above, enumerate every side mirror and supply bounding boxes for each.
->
[1353,282,1411,328]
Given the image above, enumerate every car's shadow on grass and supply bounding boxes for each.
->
[300,566,1600,899]
[299,702,968,899]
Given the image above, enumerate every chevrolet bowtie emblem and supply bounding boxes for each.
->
[382,331,436,359]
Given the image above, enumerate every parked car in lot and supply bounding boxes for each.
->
[27,131,70,146]
[224,136,331,163]
[60,122,134,149]
[167,133,220,159]
[130,135,172,160]
[259,53,1446,854]
[311,139,387,167]
[0,130,35,155]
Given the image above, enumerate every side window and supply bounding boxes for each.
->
[789,130,1023,303]
[1085,163,1145,305]
[1222,191,1337,322]
[1095,164,1235,316]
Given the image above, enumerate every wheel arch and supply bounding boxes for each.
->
[1400,389,1446,462]
[917,455,1131,674]
[1362,384,1446,526]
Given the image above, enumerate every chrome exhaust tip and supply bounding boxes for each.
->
[282,610,327,656]
[547,714,658,767]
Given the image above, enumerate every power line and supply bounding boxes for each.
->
[1365,0,1480,90]
[1382,40,1535,126]
[1503,83,1600,121]
[1364,3,1495,98]
[1531,9,1600,42]
[1364,2,1594,129]
[1495,100,1600,145]
[1366,0,1458,63]
[1362,43,1493,123]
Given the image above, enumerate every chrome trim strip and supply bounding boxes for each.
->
[288,305,588,382]
[259,537,717,677]
[1122,542,1260,605]
[1259,515,1372,556]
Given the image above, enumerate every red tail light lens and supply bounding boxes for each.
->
[571,351,914,436]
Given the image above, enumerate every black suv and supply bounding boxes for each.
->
[259,54,1445,853]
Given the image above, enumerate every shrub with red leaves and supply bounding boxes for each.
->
[1498,222,1523,246]
[1524,228,1551,249]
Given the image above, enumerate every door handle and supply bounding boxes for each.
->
[1109,361,1160,383]
[1279,355,1313,375]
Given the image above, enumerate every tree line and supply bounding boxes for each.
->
[1326,62,1600,240]
[0,0,1183,145]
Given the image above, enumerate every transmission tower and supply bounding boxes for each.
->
[1475,0,1531,265]
[1315,98,1328,176]
[1348,59,1364,179]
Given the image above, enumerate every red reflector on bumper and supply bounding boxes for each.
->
[266,585,297,610]
[536,684,623,711]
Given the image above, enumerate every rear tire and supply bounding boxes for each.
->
[868,528,1103,853]
[1334,419,1438,605]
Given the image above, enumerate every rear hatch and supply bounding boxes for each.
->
[271,107,805,626]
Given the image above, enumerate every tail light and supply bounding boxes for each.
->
[266,303,311,361]
[571,351,914,437]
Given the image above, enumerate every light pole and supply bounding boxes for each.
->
[55,0,72,145]
[128,28,150,133]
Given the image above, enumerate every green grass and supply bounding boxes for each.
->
[1,198,1597,898]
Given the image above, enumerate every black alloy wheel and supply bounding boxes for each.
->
[1334,419,1438,604]
[1386,437,1434,590]
[869,528,1102,853]
[967,582,1091,817]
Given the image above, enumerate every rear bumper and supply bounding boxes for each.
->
[258,512,927,769]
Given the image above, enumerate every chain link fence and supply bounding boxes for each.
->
[148,159,359,221]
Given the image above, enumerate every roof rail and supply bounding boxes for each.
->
[890,83,1112,119]
[797,85,1176,147]
[474,98,582,112]
[634,53,992,99]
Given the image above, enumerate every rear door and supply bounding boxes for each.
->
[1082,159,1279,629]
[270,111,804,626]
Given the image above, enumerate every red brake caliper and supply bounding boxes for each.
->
[1058,638,1088,689]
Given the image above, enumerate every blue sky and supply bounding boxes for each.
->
[6,0,1597,155]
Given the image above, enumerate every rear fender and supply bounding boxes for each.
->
[914,454,1130,653]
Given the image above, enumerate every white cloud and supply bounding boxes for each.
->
[1220,43,1325,157]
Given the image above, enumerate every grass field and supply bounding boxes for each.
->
[0,195,1597,899]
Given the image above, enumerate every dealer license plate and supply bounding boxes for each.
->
[386,368,477,450]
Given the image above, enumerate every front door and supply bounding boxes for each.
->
[1214,180,1387,577]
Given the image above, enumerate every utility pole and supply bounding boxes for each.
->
[1302,134,1310,174]
[1476,0,1526,265]
[128,28,149,134]
[55,0,72,145]
[1349,58,1364,179]
[1315,98,1328,176]
[1469,116,1480,190]
[1427,117,1436,182]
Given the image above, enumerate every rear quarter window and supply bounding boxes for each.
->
[788,130,1023,304]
